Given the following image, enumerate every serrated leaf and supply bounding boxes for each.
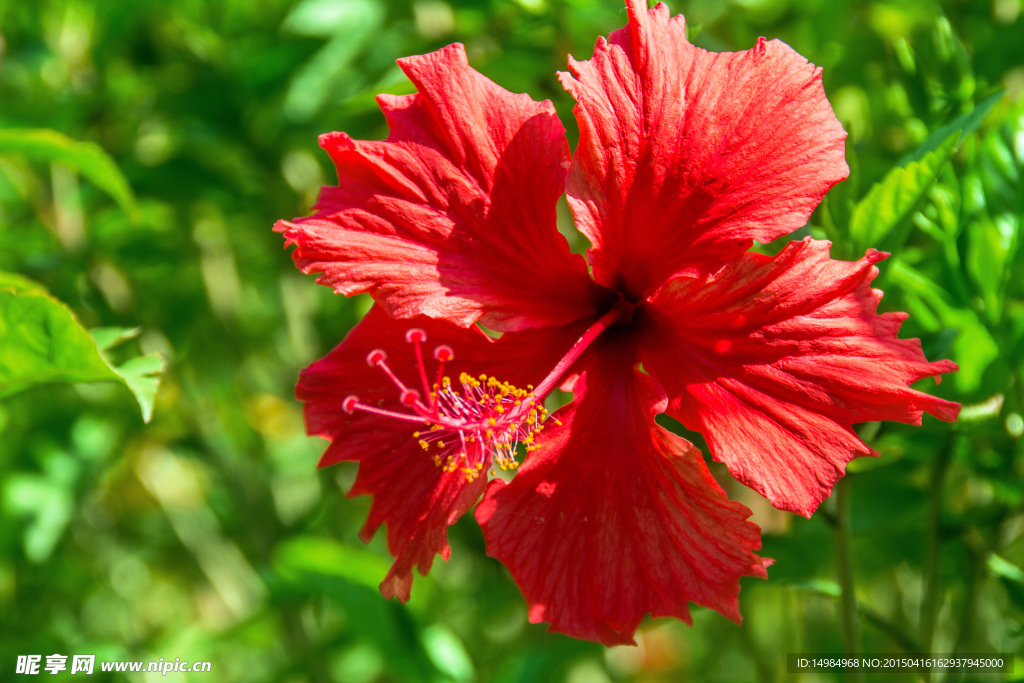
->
[90,326,141,353]
[849,133,959,253]
[0,290,122,398]
[0,271,48,294]
[107,352,165,423]
[0,290,163,422]
[0,129,137,216]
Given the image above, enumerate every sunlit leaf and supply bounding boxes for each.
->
[988,554,1024,612]
[90,326,141,353]
[89,327,164,423]
[0,271,48,294]
[849,133,959,253]
[108,353,165,424]
[281,0,384,121]
[787,578,841,597]
[0,289,162,421]
[0,290,123,398]
[3,470,74,563]
[281,0,379,37]
[0,129,137,216]
[421,625,475,683]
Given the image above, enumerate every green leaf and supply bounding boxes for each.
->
[966,215,1014,321]
[988,554,1024,612]
[888,259,999,393]
[281,0,384,121]
[849,133,959,253]
[0,290,123,398]
[90,326,141,353]
[900,90,1004,164]
[106,353,165,423]
[274,535,394,593]
[0,129,137,216]
[3,471,74,563]
[274,536,439,683]
[88,327,165,422]
[787,578,841,598]
[0,290,163,421]
[421,625,475,683]
[281,0,379,37]
[0,271,48,294]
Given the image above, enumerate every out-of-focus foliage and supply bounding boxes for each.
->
[0,0,1022,681]
[0,129,137,215]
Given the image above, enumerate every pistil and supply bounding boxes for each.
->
[342,303,630,480]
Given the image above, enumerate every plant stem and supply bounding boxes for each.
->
[921,444,951,663]
[739,618,774,683]
[950,530,984,683]
[834,475,862,683]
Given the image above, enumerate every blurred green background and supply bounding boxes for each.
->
[1,0,1023,680]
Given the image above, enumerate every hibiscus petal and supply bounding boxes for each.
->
[277,43,602,332]
[642,238,960,518]
[299,307,587,600]
[560,0,848,298]
[476,348,768,646]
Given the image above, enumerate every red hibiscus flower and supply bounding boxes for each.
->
[276,0,960,646]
